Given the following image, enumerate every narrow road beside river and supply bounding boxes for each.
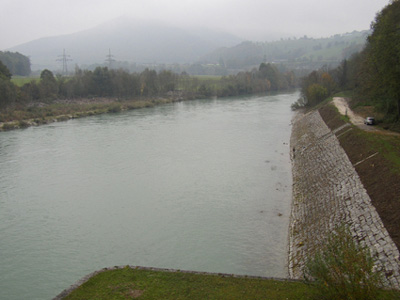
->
[332,97,400,136]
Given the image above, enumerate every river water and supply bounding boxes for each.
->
[0,92,297,300]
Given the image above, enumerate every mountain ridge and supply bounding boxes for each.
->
[199,30,370,71]
[8,16,370,73]
[9,17,243,70]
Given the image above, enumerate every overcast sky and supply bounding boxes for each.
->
[1,0,389,50]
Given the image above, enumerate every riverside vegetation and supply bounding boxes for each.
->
[0,62,296,130]
[292,0,400,131]
[3,1,400,299]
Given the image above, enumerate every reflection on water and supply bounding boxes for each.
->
[0,92,297,300]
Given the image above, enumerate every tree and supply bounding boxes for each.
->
[0,79,17,108]
[92,67,113,96]
[158,70,177,93]
[40,69,58,99]
[258,63,279,90]
[0,62,16,108]
[0,61,12,80]
[307,84,328,106]
[321,72,336,95]
[140,69,158,96]
[361,0,400,119]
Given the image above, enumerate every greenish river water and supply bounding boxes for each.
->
[0,92,297,299]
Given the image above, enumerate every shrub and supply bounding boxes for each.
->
[304,226,382,300]
[291,97,307,110]
[1,122,15,130]
[18,120,30,128]
[107,104,122,113]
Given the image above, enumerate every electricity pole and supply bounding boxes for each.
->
[105,49,115,68]
[57,49,72,75]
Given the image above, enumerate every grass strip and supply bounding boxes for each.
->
[61,267,311,300]
[59,266,400,300]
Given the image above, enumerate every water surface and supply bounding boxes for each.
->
[0,92,297,299]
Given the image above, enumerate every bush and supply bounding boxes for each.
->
[291,97,307,110]
[304,226,382,300]
[18,120,30,128]
[107,104,122,113]
[1,122,15,130]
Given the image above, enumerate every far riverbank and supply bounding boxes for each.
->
[0,93,191,131]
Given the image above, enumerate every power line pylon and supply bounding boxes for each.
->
[57,49,72,75]
[105,48,115,68]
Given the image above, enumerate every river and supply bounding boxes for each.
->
[0,92,297,299]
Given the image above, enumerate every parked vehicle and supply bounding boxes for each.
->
[364,117,375,125]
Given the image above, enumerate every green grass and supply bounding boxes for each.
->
[11,76,39,86]
[333,90,354,98]
[61,267,400,300]
[193,75,222,81]
[63,267,311,300]
[358,130,400,174]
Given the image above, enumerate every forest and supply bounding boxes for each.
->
[0,61,296,112]
[0,51,31,76]
[295,0,400,125]
[2,1,399,126]
[199,30,369,72]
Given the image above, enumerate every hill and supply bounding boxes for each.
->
[199,30,370,71]
[0,51,31,76]
[8,17,243,71]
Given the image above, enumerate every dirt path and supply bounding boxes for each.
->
[332,97,400,136]
[332,97,364,124]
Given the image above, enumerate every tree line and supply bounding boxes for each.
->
[294,0,400,122]
[0,62,296,110]
[0,51,31,76]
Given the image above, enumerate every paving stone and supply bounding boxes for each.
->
[289,110,400,288]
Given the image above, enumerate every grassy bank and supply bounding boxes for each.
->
[57,266,400,300]
[319,102,400,250]
[0,97,183,131]
[59,267,311,300]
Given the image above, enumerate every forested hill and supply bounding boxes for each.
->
[8,17,243,71]
[199,30,369,71]
[0,51,31,76]
[294,0,400,126]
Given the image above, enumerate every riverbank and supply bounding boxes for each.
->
[53,266,308,300]
[49,97,400,299]
[0,93,192,131]
[289,103,400,288]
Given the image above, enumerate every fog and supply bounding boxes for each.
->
[1,0,389,50]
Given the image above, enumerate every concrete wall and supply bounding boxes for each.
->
[288,110,400,288]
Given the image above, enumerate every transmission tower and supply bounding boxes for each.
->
[57,49,72,75]
[105,48,115,68]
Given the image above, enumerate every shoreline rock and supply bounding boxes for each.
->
[288,110,400,288]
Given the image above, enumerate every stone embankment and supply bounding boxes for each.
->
[288,110,400,288]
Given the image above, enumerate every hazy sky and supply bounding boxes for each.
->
[1,0,389,50]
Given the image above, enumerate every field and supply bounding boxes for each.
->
[11,76,39,86]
